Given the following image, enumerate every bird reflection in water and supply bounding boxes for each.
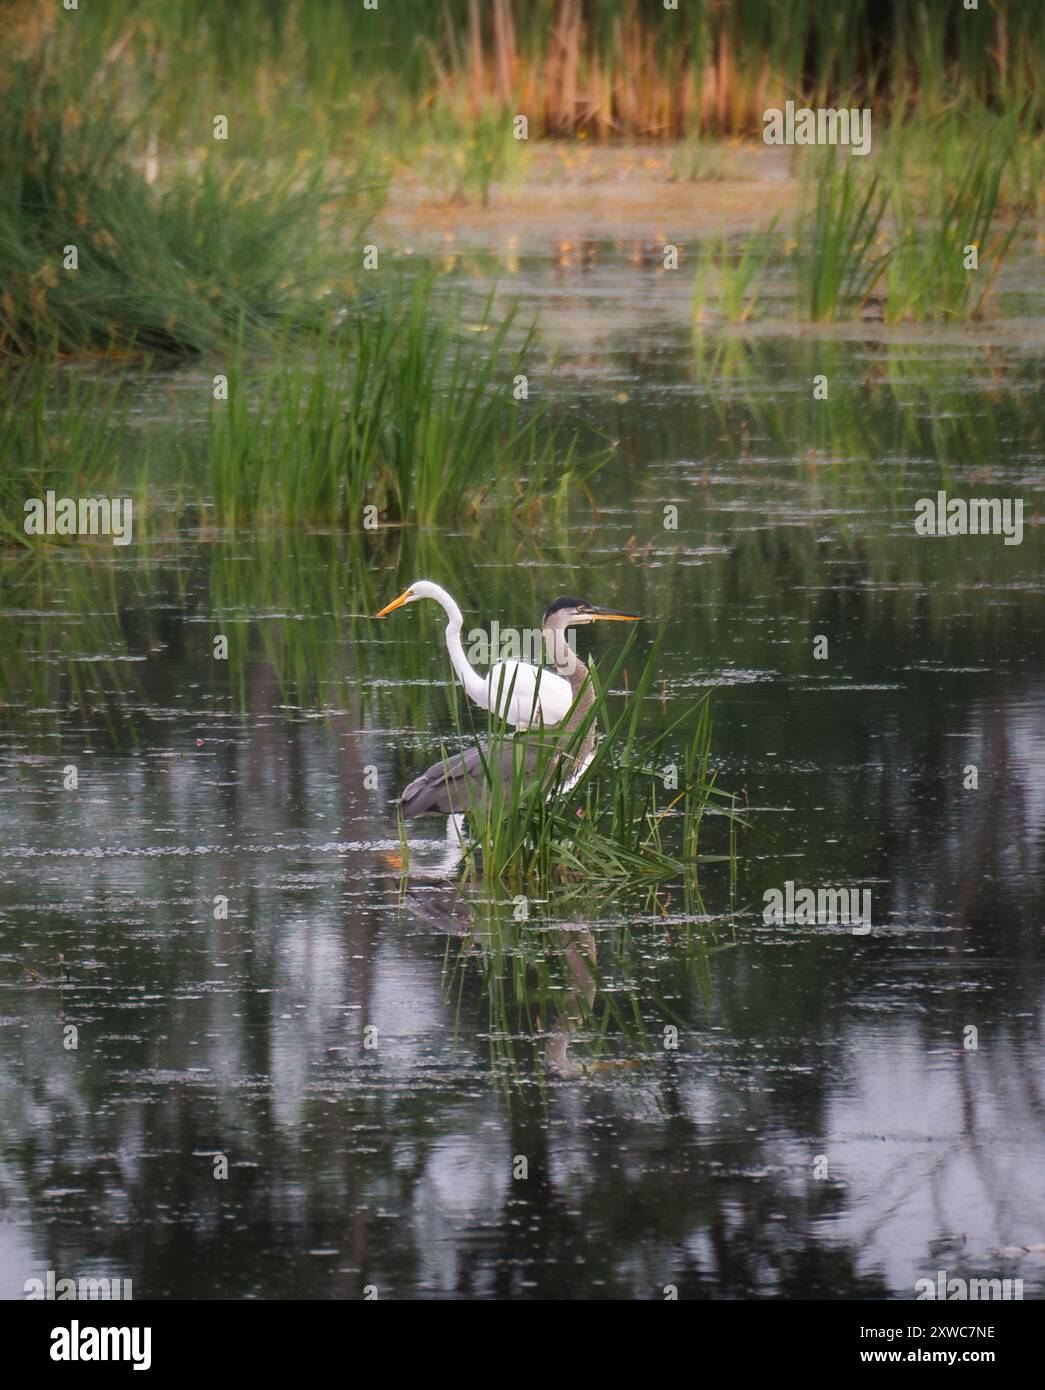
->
[389,876,600,1079]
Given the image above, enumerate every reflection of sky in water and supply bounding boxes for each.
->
[825,1029,1045,1294]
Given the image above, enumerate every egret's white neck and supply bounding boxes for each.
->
[425,583,464,633]
[427,585,486,707]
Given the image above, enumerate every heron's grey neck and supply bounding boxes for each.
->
[542,618,591,705]
[543,617,597,760]
[542,619,579,672]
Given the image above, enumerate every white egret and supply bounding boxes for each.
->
[374,581,636,730]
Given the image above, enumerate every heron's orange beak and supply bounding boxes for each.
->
[588,607,641,622]
[374,589,412,618]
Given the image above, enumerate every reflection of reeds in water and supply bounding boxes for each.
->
[0,521,594,741]
[689,336,1042,477]
[0,549,166,746]
[0,369,132,543]
[410,877,725,1091]
[0,368,163,738]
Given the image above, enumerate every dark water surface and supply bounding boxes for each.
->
[2,247,1043,1300]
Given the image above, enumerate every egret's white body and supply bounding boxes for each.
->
[483,660,574,729]
[375,581,574,729]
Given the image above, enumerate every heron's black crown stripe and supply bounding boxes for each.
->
[542,596,589,620]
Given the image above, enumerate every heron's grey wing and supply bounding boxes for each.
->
[400,740,527,818]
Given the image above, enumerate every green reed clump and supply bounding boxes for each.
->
[409,100,524,206]
[883,144,1024,323]
[207,278,587,526]
[693,219,778,325]
[793,154,891,322]
[1006,130,1045,219]
[785,116,1029,326]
